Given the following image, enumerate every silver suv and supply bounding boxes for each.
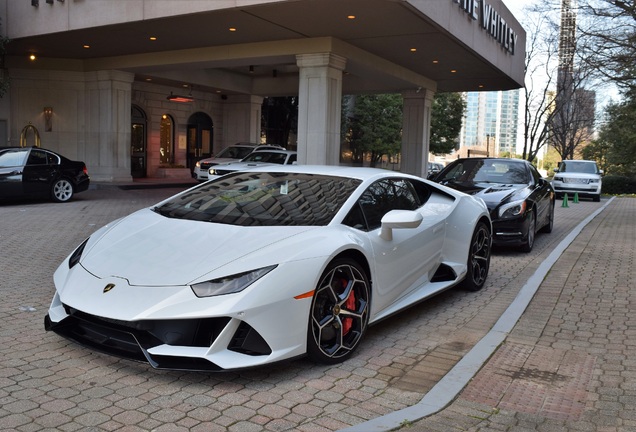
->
[552,160,603,202]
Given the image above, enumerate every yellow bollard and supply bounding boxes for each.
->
[561,193,569,208]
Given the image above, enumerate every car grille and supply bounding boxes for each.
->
[213,169,234,176]
[46,305,272,370]
[200,162,218,170]
[563,178,590,184]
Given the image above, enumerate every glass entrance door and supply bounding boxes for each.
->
[131,106,147,178]
[186,112,213,171]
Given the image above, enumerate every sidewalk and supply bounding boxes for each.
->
[399,196,636,431]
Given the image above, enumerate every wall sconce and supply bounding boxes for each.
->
[31,0,39,6]
[43,107,53,132]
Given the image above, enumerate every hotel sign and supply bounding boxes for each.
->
[451,0,520,55]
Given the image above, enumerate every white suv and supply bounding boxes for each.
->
[192,143,284,181]
[552,160,603,202]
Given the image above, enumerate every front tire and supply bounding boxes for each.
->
[460,221,491,292]
[539,201,554,234]
[51,179,74,202]
[521,211,536,253]
[307,258,370,364]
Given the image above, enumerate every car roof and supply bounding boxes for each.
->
[223,164,427,181]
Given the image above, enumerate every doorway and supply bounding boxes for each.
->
[186,112,213,171]
[131,105,147,178]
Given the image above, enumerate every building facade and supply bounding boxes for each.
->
[0,0,525,182]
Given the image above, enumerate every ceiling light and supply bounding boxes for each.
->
[149,36,157,41]
[410,48,417,52]
[167,92,193,103]
[451,70,457,73]
[83,44,90,49]
[347,15,356,19]
[432,60,439,64]
[229,27,237,32]
[29,54,36,61]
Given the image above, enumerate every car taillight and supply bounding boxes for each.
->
[83,165,88,175]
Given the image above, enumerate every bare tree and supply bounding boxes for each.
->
[576,0,636,92]
[520,10,560,162]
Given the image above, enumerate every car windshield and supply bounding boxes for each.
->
[153,172,361,226]
[241,152,289,164]
[215,146,254,159]
[439,159,528,185]
[560,161,597,174]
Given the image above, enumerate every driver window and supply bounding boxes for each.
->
[347,178,419,231]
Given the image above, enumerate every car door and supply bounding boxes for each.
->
[22,149,58,198]
[356,178,446,314]
[0,149,29,199]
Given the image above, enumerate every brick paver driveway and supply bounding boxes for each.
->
[0,186,602,431]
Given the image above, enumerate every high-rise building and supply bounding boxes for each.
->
[459,89,520,157]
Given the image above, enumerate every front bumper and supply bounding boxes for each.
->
[491,216,531,246]
[45,262,316,371]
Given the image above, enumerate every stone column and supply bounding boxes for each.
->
[296,53,346,165]
[85,70,135,182]
[401,88,435,178]
[222,94,264,147]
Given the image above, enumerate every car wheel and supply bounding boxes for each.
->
[51,179,74,202]
[521,211,536,253]
[460,221,491,292]
[307,258,370,364]
[539,201,555,233]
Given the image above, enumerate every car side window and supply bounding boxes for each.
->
[348,178,419,231]
[0,149,28,168]
[26,149,48,165]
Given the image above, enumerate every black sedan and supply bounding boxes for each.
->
[430,158,555,252]
[0,147,90,203]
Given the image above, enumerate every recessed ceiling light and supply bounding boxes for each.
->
[229,27,237,32]
[83,44,90,49]
[149,36,157,41]
[29,54,36,61]
[410,48,417,52]
[432,60,439,64]
[451,69,457,73]
[347,15,356,19]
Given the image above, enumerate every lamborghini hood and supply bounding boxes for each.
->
[79,208,315,286]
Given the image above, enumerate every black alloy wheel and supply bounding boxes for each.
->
[307,259,370,364]
[521,211,536,253]
[461,221,491,292]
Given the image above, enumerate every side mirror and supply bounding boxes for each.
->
[553,168,559,173]
[599,169,604,175]
[379,210,423,241]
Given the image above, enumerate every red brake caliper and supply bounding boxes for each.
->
[342,278,356,335]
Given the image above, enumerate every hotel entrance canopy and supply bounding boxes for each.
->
[6,0,525,96]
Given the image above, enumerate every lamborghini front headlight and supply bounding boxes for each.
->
[191,265,277,298]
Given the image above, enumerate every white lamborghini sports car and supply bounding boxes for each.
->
[45,165,492,371]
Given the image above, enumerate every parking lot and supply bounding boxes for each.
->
[0,185,610,431]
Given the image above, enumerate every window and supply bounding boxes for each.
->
[27,149,48,165]
[353,179,420,231]
[0,149,28,168]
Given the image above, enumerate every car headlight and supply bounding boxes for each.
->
[191,265,277,298]
[553,176,563,182]
[208,168,217,175]
[498,199,527,219]
[590,178,600,183]
[68,238,89,269]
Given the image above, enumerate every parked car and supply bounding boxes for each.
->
[192,143,284,181]
[552,159,602,202]
[0,146,90,203]
[427,162,444,177]
[207,149,297,180]
[430,157,554,252]
[45,165,491,371]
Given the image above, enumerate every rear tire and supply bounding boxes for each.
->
[51,179,74,203]
[307,258,370,364]
[460,221,491,292]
